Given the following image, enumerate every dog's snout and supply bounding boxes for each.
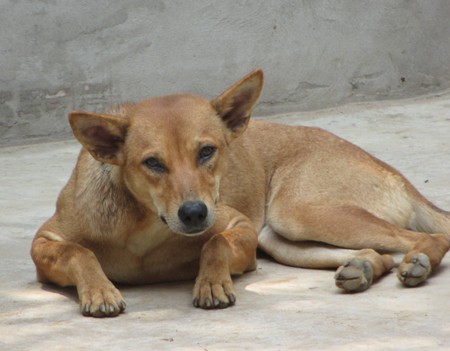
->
[178,201,208,229]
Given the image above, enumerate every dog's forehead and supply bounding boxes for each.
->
[130,94,215,124]
[124,94,223,150]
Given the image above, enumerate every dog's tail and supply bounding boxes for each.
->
[411,197,450,236]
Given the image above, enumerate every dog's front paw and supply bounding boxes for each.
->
[78,282,126,317]
[192,275,236,309]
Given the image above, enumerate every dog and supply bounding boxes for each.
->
[31,69,450,317]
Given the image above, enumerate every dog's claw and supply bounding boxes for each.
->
[227,293,236,305]
[82,303,91,316]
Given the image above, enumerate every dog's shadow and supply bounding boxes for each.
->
[36,259,449,313]
[38,279,195,313]
[40,283,79,303]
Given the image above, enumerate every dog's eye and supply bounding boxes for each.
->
[143,157,165,173]
[198,145,217,164]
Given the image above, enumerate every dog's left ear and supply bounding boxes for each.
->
[212,69,263,139]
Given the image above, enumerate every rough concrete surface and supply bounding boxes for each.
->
[2,0,450,144]
[1,93,450,350]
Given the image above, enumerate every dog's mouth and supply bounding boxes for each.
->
[180,226,209,236]
[161,217,211,236]
[160,215,168,225]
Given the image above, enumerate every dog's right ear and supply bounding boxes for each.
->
[69,112,129,165]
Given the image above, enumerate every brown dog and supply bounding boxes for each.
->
[31,69,450,317]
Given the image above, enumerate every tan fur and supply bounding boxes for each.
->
[31,70,450,317]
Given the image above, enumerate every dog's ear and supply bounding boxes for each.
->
[69,111,129,165]
[212,69,263,139]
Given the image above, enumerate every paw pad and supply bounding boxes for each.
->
[335,258,373,292]
[397,253,431,287]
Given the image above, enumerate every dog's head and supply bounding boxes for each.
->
[69,69,263,235]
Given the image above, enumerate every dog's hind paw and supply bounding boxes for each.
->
[79,283,126,317]
[192,276,236,309]
[397,253,431,287]
[334,258,373,292]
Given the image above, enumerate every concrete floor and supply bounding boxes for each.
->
[1,92,450,351]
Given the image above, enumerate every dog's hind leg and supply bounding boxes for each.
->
[258,226,394,292]
[265,204,450,291]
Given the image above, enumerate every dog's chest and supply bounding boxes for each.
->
[125,221,172,256]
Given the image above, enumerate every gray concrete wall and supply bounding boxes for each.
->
[1,0,450,145]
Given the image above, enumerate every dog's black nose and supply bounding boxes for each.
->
[178,201,208,229]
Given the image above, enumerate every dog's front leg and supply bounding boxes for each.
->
[192,206,258,309]
[31,235,126,317]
